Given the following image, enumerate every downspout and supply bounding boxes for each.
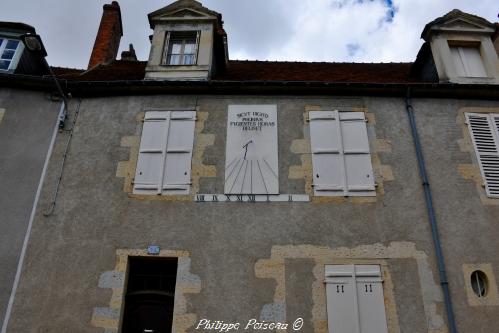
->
[405,88,458,333]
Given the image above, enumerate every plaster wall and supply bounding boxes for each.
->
[0,88,60,328]
[5,94,499,332]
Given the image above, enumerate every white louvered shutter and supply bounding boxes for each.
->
[310,111,375,196]
[466,113,499,197]
[340,112,375,196]
[310,111,344,196]
[134,112,169,194]
[325,265,388,333]
[162,111,196,195]
[133,111,196,195]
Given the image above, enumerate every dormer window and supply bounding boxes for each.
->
[145,1,228,80]
[164,31,199,66]
[449,43,487,78]
[0,38,20,71]
[420,9,498,84]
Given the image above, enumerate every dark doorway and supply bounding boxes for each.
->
[122,256,178,333]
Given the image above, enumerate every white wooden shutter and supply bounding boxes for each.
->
[310,111,375,196]
[133,111,195,195]
[310,111,344,196]
[162,111,196,195]
[355,266,389,333]
[325,265,359,333]
[451,46,487,78]
[461,47,487,77]
[133,112,169,194]
[450,47,466,77]
[466,113,499,197]
[340,112,375,196]
[325,265,388,333]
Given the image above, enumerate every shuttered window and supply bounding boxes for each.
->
[450,46,487,78]
[309,111,375,196]
[325,265,388,333]
[465,113,499,198]
[133,111,196,195]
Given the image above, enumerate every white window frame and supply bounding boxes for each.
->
[163,31,200,66]
[0,38,24,72]
[309,110,375,197]
[325,264,388,333]
[133,110,196,196]
[465,112,499,198]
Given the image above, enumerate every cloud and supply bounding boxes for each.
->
[347,43,361,57]
[0,0,496,68]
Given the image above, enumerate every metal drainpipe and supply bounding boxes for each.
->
[405,87,458,333]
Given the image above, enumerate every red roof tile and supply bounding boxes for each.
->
[51,67,85,77]
[215,60,414,83]
[55,59,416,83]
[58,60,146,81]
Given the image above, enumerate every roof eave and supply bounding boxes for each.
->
[1,73,498,100]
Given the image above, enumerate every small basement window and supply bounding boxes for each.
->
[122,257,178,333]
[471,270,488,298]
[449,44,487,78]
[164,31,199,66]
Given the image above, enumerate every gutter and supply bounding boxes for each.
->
[405,88,458,333]
[0,73,498,99]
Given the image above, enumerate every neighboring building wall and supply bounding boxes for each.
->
[5,94,499,332]
[0,88,60,328]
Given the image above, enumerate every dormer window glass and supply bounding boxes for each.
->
[164,31,199,66]
[0,39,20,71]
[449,44,487,78]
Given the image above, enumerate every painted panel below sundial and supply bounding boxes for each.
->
[224,105,279,194]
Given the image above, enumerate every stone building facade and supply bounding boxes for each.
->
[1,1,499,333]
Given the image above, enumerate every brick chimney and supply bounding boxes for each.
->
[88,1,123,69]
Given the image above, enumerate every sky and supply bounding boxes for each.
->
[1,0,497,69]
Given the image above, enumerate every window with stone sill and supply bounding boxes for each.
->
[465,112,499,198]
[325,264,389,333]
[0,38,20,71]
[163,31,199,66]
[309,111,376,197]
[133,111,196,196]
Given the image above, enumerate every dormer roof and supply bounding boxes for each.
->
[148,0,222,29]
[0,22,36,34]
[421,9,495,41]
